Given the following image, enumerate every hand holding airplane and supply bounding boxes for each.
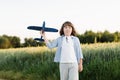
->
[27,21,58,42]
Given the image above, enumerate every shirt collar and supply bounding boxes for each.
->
[61,35,74,39]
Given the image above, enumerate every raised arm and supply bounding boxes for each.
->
[40,30,48,44]
[40,30,58,49]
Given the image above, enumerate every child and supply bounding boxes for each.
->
[40,21,83,80]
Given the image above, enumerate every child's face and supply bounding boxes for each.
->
[63,26,72,36]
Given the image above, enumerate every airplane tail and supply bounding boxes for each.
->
[34,38,44,41]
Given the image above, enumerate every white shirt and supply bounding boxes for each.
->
[60,36,77,63]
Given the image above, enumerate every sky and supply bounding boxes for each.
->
[0,0,120,43]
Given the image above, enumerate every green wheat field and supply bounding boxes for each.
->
[0,42,120,80]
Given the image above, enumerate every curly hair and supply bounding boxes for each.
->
[59,21,77,36]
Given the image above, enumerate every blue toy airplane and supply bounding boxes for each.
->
[27,21,58,41]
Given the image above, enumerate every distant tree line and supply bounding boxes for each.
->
[0,35,45,49]
[0,30,120,49]
[77,30,120,44]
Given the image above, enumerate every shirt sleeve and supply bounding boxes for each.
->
[46,38,58,49]
[76,37,83,59]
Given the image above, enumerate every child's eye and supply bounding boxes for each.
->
[68,26,72,28]
[64,26,68,29]
[64,26,71,29]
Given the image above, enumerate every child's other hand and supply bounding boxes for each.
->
[78,64,83,72]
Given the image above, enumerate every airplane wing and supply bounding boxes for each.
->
[44,27,58,32]
[27,26,58,32]
[27,26,42,31]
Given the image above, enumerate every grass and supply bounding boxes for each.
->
[0,42,120,80]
